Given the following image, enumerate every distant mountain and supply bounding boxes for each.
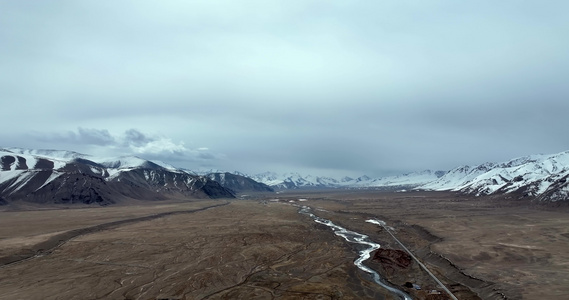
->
[249,172,295,189]
[206,172,274,193]
[419,151,569,202]
[246,149,569,203]
[250,170,446,190]
[249,172,337,189]
[202,150,569,202]
[348,170,447,188]
[0,148,235,206]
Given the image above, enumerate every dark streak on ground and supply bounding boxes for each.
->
[0,201,230,268]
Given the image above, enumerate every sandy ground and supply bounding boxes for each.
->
[1,191,568,299]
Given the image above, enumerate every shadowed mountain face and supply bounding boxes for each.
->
[206,172,274,193]
[0,149,235,206]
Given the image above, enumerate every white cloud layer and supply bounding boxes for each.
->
[129,139,186,155]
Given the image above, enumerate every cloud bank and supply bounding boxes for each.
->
[1,1,568,176]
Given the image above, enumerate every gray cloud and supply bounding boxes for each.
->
[123,129,154,147]
[28,127,221,166]
[76,128,115,146]
[32,128,115,146]
[1,1,569,176]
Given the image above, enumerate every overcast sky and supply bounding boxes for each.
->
[1,1,569,177]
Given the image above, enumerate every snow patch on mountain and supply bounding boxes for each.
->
[0,170,26,186]
[6,147,86,161]
[6,171,37,194]
[0,150,37,170]
[36,171,63,191]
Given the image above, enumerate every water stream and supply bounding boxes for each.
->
[298,206,412,300]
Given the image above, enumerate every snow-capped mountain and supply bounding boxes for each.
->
[4,147,179,173]
[249,172,291,189]
[5,147,86,161]
[250,170,446,190]
[348,170,447,188]
[200,150,569,202]
[249,172,338,189]
[419,151,569,202]
[0,148,235,205]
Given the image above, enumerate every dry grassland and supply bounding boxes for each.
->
[0,200,392,300]
[1,191,568,300]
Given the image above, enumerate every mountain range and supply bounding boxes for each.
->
[2,147,569,205]
[229,151,569,203]
[0,148,236,206]
[420,150,569,202]
[248,170,447,190]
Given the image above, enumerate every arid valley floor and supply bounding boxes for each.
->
[1,191,568,300]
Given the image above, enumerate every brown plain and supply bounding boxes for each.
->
[0,191,567,300]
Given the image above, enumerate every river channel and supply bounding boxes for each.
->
[298,205,412,300]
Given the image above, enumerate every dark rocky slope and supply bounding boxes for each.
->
[206,172,274,193]
[0,150,235,206]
